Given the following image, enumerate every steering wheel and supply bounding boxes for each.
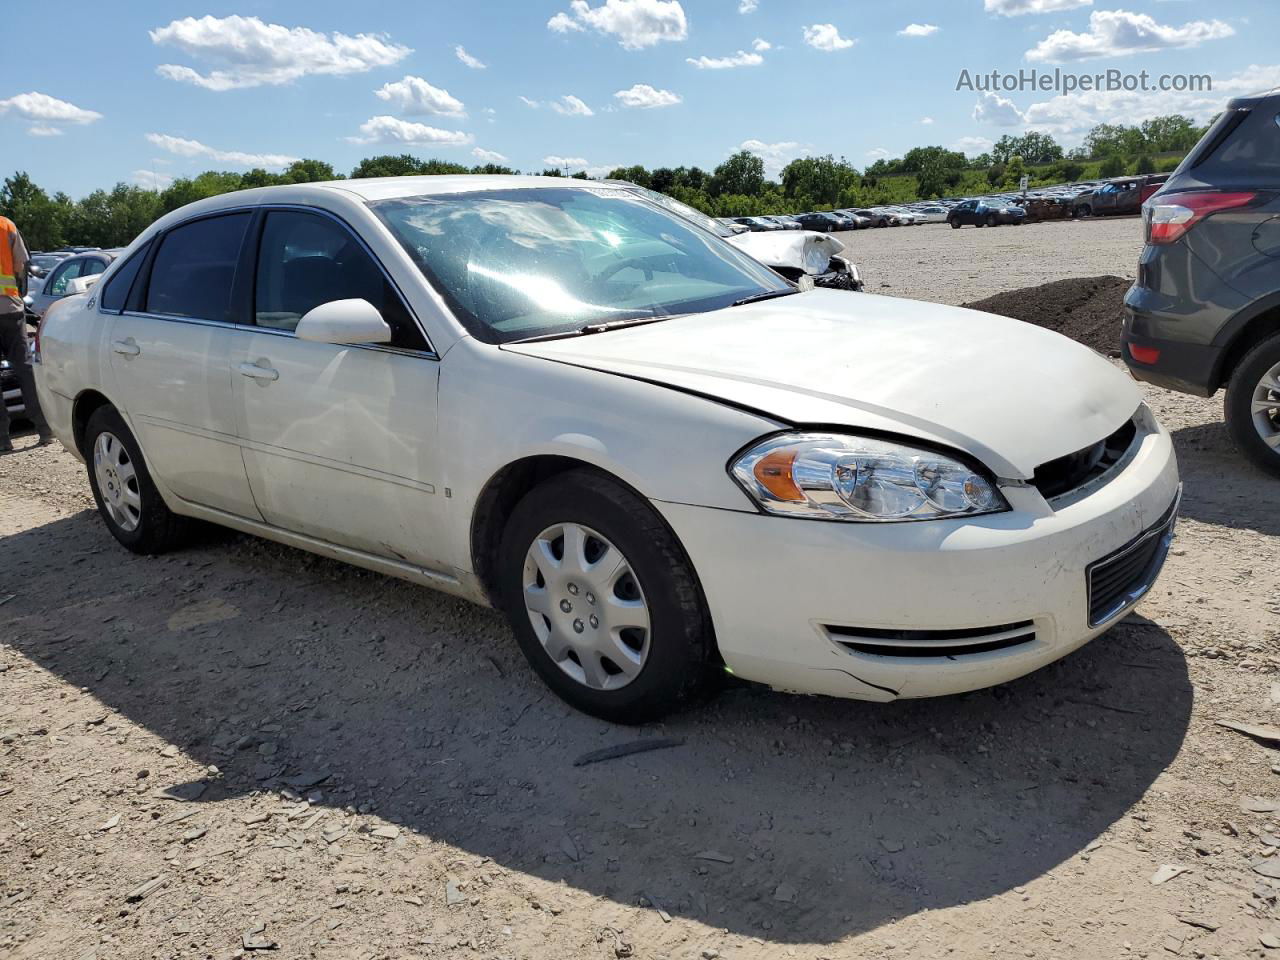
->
[596,257,653,283]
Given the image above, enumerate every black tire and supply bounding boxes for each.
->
[949,219,961,229]
[497,469,714,723]
[1225,333,1280,478]
[985,214,998,227]
[84,405,189,554]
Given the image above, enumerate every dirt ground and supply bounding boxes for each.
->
[3,216,1280,960]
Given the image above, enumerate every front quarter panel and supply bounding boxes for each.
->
[436,337,783,576]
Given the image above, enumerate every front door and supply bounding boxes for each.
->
[229,208,444,568]
[107,211,262,518]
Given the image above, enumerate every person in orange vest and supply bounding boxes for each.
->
[0,214,52,452]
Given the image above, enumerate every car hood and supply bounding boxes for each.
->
[504,289,1141,479]
[726,230,845,276]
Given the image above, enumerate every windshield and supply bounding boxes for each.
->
[616,184,732,238]
[372,187,790,343]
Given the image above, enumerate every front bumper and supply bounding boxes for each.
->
[655,415,1180,702]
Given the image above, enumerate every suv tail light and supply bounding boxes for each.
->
[1144,191,1258,245]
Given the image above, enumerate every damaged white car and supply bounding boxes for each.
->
[609,183,863,291]
[36,176,1180,723]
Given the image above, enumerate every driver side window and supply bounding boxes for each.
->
[254,210,428,352]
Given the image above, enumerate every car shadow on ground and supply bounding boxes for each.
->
[3,510,1192,945]
[1170,420,1279,536]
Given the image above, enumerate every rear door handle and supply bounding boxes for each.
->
[238,360,279,382]
[111,338,140,357]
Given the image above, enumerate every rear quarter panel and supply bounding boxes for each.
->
[35,293,113,458]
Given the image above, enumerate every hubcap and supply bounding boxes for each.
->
[93,431,142,532]
[521,522,651,691]
[1251,361,1280,452]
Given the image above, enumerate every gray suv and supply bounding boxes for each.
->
[1123,90,1280,476]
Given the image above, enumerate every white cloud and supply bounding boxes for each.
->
[150,15,410,90]
[614,83,682,108]
[547,11,586,33]
[471,147,509,164]
[145,132,300,169]
[1027,10,1233,63]
[952,136,995,156]
[547,0,688,49]
[752,37,771,51]
[802,24,855,52]
[455,45,486,69]
[740,138,809,177]
[898,23,939,37]
[1021,63,1280,142]
[0,91,102,136]
[985,0,1091,15]
[920,116,934,125]
[973,91,1025,126]
[131,169,174,190]
[345,116,472,147]
[519,96,542,108]
[738,0,758,11]
[687,50,763,69]
[865,147,891,159]
[374,76,465,117]
[543,155,589,168]
[550,94,594,116]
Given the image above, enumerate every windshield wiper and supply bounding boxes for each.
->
[579,316,670,335]
[510,314,671,344]
[730,289,799,308]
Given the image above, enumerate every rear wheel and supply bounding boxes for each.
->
[497,470,714,723]
[1225,333,1280,478]
[985,214,998,227]
[949,219,961,229]
[84,406,189,554]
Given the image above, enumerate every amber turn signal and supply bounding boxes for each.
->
[752,449,805,501]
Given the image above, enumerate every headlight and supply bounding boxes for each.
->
[730,433,1008,522]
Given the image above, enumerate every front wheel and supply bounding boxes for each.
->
[985,214,998,227]
[949,219,961,229]
[84,405,190,554]
[1225,333,1280,478]
[498,470,714,723]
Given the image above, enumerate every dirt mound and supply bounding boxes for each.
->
[961,275,1130,357]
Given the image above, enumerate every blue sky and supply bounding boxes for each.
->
[4,0,1276,197]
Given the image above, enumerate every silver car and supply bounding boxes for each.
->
[27,250,119,320]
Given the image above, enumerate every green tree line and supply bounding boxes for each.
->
[2,115,1206,250]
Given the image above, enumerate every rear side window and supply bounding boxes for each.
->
[99,243,150,313]
[145,213,250,322]
[253,210,427,351]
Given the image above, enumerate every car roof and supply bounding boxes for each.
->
[142,176,633,236]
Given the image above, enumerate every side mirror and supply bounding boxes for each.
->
[295,298,391,345]
[66,275,100,296]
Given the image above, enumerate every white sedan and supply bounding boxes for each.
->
[34,176,1181,723]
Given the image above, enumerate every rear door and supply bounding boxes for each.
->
[106,211,262,518]
[229,207,444,568]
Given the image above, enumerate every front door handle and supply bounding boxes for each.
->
[111,338,140,357]
[238,360,279,382]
